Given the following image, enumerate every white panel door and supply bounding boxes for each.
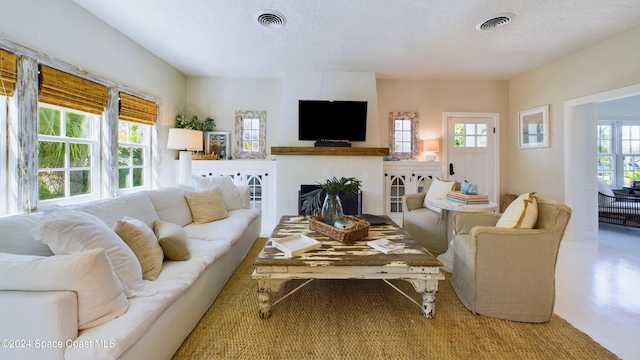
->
[445,113,499,203]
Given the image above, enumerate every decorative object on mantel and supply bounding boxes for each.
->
[167,128,203,184]
[206,132,230,160]
[460,179,479,195]
[300,177,362,226]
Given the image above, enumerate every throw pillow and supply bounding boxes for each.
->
[189,175,244,210]
[154,220,191,261]
[424,178,456,214]
[30,209,146,297]
[0,249,128,330]
[597,177,615,197]
[184,187,229,224]
[495,192,538,229]
[113,216,164,281]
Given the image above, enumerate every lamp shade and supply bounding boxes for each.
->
[423,139,440,152]
[167,128,203,151]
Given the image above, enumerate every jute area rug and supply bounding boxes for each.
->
[172,238,617,360]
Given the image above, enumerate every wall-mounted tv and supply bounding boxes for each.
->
[298,100,368,143]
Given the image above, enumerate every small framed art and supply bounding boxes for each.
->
[519,105,549,149]
[206,132,230,159]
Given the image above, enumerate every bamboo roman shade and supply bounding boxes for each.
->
[0,49,17,97]
[38,65,108,115]
[119,92,157,125]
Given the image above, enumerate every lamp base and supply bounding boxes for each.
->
[423,152,437,161]
[177,151,193,184]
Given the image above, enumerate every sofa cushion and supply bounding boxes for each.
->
[190,175,244,210]
[0,212,52,256]
[424,178,455,214]
[496,192,538,229]
[147,186,194,227]
[0,249,128,330]
[30,210,146,297]
[68,191,160,229]
[184,208,261,244]
[154,220,191,261]
[114,216,164,281]
[185,187,229,224]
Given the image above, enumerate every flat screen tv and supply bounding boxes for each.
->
[298,100,367,142]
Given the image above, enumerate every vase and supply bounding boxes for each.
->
[321,194,344,225]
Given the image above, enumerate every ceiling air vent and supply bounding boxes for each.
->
[256,10,287,29]
[476,13,515,31]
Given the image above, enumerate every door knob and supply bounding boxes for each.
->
[449,163,455,176]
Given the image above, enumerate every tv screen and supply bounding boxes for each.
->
[298,100,367,142]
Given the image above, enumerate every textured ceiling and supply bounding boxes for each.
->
[72,0,640,80]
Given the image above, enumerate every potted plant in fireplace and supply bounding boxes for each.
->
[300,177,362,226]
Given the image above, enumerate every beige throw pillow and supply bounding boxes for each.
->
[495,192,538,229]
[154,220,191,261]
[113,216,164,281]
[185,187,229,224]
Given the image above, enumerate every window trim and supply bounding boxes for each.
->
[389,112,419,160]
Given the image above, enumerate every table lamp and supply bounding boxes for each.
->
[422,139,440,161]
[167,128,203,184]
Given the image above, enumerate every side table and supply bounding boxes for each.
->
[425,198,498,273]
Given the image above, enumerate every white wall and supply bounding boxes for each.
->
[509,25,640,241]
[0,0,187,187]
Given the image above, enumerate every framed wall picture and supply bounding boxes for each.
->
[206,132,230,159]
[519,105,549,149]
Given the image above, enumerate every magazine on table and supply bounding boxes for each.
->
[367,238,404,254]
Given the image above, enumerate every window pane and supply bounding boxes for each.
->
[119,147,131,166]
[454,124,464,135]
[243,118,252,129]
[119,168,131,189]
[130,124,143,144]
[478,124,487,134]
[38,171,65,200]
[252,118,260,130]
[454,136,464,147]
[118,122,128,143]
[395,120,403,130]
[477,136,487,147]
[38,108,61,136]
[466,136,476,147]
[132,147,144,166]
[402,131,411,141]
[622,140,631,154]
[70,170,91,196]
[251,129,260,140]
[465,124,476,135]
[65,112,90,138]
[70,143,91,167]
[38,141,65,169]
[133,168,144,187]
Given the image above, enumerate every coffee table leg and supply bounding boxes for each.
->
[407,279,439,319]
[256,279,287,319]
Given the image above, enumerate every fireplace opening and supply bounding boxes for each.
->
[298,185,362,216]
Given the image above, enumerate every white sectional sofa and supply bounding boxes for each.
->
[0,177,261,360]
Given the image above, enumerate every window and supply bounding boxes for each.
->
[118,121,150,190]
[597,121,640,187]
[37,105,99,201]
[454,123,488,148]
[235,110,266,159]
[597,123,614,184]
[389,112,419,159]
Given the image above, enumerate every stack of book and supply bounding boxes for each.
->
[446,191,489,204]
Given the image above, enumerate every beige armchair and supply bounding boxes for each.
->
[451,196,572,323]
[402,179,460,254]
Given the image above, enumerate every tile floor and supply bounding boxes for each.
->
[555,224,640,360]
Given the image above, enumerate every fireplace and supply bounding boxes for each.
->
[298,185,362,216]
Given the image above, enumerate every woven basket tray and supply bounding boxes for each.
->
[308,215,370,243]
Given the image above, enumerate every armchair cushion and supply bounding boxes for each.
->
[495,192,538,229]
[423,178,455,214]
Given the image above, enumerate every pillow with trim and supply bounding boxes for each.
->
[495,192,538,229]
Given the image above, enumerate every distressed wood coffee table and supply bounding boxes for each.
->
[252,215,444,319]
